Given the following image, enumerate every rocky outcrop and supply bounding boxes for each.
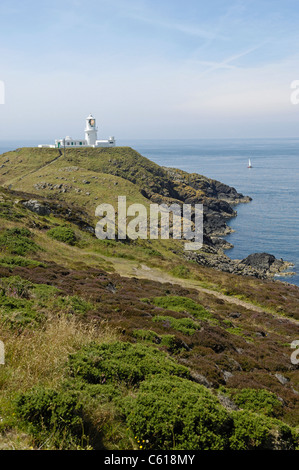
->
[185,246,294,279]
[21,198,95,233]
[22,199,51,216]
[241,253,293,275]
[163,169,295,279]
[163,167,252,205]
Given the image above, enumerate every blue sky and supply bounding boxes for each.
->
[1,0,299,140]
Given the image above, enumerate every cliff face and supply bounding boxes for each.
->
[161,167,251,242]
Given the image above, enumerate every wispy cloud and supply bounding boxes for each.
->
[128,14,225,41]
[103,0,225,41]
[196,42,267,78]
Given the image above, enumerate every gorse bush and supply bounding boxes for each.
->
[152,315,200,335]
[0,256,43,268]
[132,329,160,343]
[15,387,86,448]
[120,375,233,450]
[11,339,299,450]
[0,295,43,330]
[32,284,61,303]
[47,226,77,245]
[0,227,39,255]
[132,329,188,353]
[160,334,188,354]
[68,341,190,386]
[119,376,298,451]
[151,296,213,321]
[228,388,283,418]
[53,295,94,316]
[229,411,297,450]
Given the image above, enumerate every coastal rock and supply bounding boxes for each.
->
[241,253,293,275]
[242,253,278,271]
[185,248,293,280]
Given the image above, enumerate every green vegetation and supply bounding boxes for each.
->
[0,228,39,256]
[47,226,77,245]
[0,256,43,268]
[151,295,213,321]
[0,147,298,450]
[12,342,298,450]
[152,315,200,336]
[53,295,94,316]
[226,388,283,418]
[0,295,43,330]
[229,411,296,450]
[15,387,86,449]
[170,265,191,278]
[120,375,232,450]
[67,341,190,386]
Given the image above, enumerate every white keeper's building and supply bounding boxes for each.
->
[38,114,115,149]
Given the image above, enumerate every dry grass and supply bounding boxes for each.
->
[1,315,119,392]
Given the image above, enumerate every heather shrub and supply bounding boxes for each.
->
[47,226,77,245]
[0,275,34,299]
[160,334,188,354]
[68,341,190,386]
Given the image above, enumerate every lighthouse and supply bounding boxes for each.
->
[85,114,98,146]
[38,114,116,149]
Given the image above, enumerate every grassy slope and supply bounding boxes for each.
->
[0,148,298,450]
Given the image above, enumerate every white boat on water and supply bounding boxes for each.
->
[248,158,252,168]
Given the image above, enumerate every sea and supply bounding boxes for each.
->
[0,138,298,287]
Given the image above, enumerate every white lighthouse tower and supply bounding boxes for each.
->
[85,114,98,146]
[38,114,115,148]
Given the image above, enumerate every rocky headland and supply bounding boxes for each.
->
[0,146,294,280]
